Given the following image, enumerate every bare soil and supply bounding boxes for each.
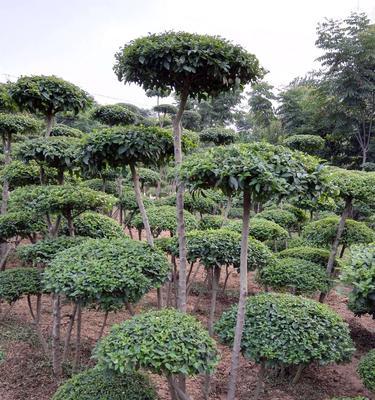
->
[0,256,374,400]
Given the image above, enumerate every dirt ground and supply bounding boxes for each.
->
[0,260,374,400]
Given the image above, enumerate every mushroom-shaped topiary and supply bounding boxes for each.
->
[255,209,298,230]
[215,293,355,385]
[95,308,219,400]
[50,123,85,138]
[358,349,375,393]
[340,243,375,318]
[256,257,331,295]
[52,367,158,400]
[92,104,137,126]
[200,127,237,145]
[60,211,125,239]
[10,75,93,136]
[131,205,198,238]
[283,134,325,154]
[199,215,225,230]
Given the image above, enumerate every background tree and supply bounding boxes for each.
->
[114,31,263,319]
[92,104,137,126]
[10,75,93,136]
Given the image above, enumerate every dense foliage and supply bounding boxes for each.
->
[283,134,325,154]
[92,104,137,126]
[255,209,297,229]
[358,349,375,392]
[200,127,237,145]
[0,211,45,242]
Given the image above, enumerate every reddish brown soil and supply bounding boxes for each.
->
[0,260,374,399]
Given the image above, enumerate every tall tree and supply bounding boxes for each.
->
[316,13,375,166]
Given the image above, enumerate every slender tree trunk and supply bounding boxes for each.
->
[222,197,232,223]
[292,364,305,385]
[227,189,251,400]
[62,303,77,363]
[173,89,189,313]
[46,113,55,137]
[73,302,82,372]
[57,169,64,185]
[319,198,352,303]
[34,294,49,355]
[254,361,266,400]
[52,294,62,377]
[66,211,75,237]
[208,266,221,336]
[97,310,109,341]
[0,134,11,268]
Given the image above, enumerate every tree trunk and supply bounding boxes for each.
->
[97,310,109,342]
[46,113,55,137]
[227,189,251,400]
[66,211,75,237]
[319,198,352,303]
[254,361,266,400]
[62,303,77,363]
[73,302,82,372]
[292,364,305,385]
[52,294,62,377]
[1,133,11,214]
[173,89,189,313]
[222,196,232,223]
[208,266,221,336]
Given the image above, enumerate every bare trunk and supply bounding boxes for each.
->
[34,294,49,355]
[52,294,62,377]
[292,364,305,384]
[222,197,232,223]
[173,89,189,313]
[227,189,251,400]
[73,302,82,372]
[46,113,55,137]
[62,303,78,363]
[66,211,75,237]
[96,310,109,341]
[208,266,221,336]
[254,361,266,400]
[0,243,11,271]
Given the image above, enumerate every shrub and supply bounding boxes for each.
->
[0,211,45,242]
[81,179,118,195]
[50,123,85,138]
[277,246,342,269]
[43,238,170,310]
[340,243,375,318]
[52,367,158,400]
[302,217,375,248]
[17,236,88,266]
[255,209,297,229]
[199,215,225,230]
[0,268,43,304]
[215,293,355,367]
[227,207,244,219]
[95,309,219,375]
[137,167,160,189]
[200,127,237,145]
[283,134,325,153]
[92,104,137,126]
[256,257,331,295]
[0,160,49,189]
[131,205,198,237]
[60,211,125,239]
[358,349,375,392]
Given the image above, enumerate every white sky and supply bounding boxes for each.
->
[1,0,374,109]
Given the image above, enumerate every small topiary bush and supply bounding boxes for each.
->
[17,236,88,266]
[95,308,219,375]
[81,179,118,195]
[0,211,45,242]
[200,127,237,145]
[256,257,331,295]
[283,134,325,154]
[50,123,85,138]
[199,215,225,230]
[215,293,355,368]
[131,205,198,237]
[0,268,43,304]
[255,209,297,230]
[302,217,375,248]
[92,104,137,126]
[60,211,125,239]
[43,238,170,310]
[52,367,158,400]
[358,349,375,392]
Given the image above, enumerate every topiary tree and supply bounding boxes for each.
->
[59,211,125,239]
[254,208,298,231]
[15,136,81,184]
[9,184,116,237]
[95,308,219,400]
[114,31,263,325]
[256,257,331,295]
[199,215,225,230]
[320,168,375,301]
[215,293,355,395]
[340,243,375,318]
[131,205,198,238]
[358,349,375,393]
[80,125,174,247]
[137,167,161,193]
[302,217,375,251]
[52,367,158,400]
[200,127,237,146]
[181,141,324,397]
[283,134,325,154]
[44,237,170,373]
[153,103,177,127]
[10,75,93,136]
[92,104,137,126]
[0,113,41,212]
[50,123,85,138]
[181,110,202,131]
[81,178,118,195]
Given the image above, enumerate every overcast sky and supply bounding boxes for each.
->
[1,0,374,109]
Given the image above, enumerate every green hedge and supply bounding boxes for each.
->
[358,349,375,392]
[255,209,297,229]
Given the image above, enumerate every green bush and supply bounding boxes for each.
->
[227,207,244,219]
[256,257,331,295]
[199,215,225,230]
[52,367,158,400]
[50,123,85,138]
[60,212,125,239]
[81,179,118,195]
[358,349,375,392]
[215,293,354,368]
[137,167,160,188]
[200,127,237,145]
[277,246,342,269]
[0,211,45,242]
[92,104,137,126]
[255,209,297,229]
[0,160,50,189]
[17,236,88,266]
[283,134,325,153]
[0,268,43,304]
[131,205,198,237]
[95,309,219,376]
[43,238,170,310]
[302,217,375,248]
[340,243,375,318]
